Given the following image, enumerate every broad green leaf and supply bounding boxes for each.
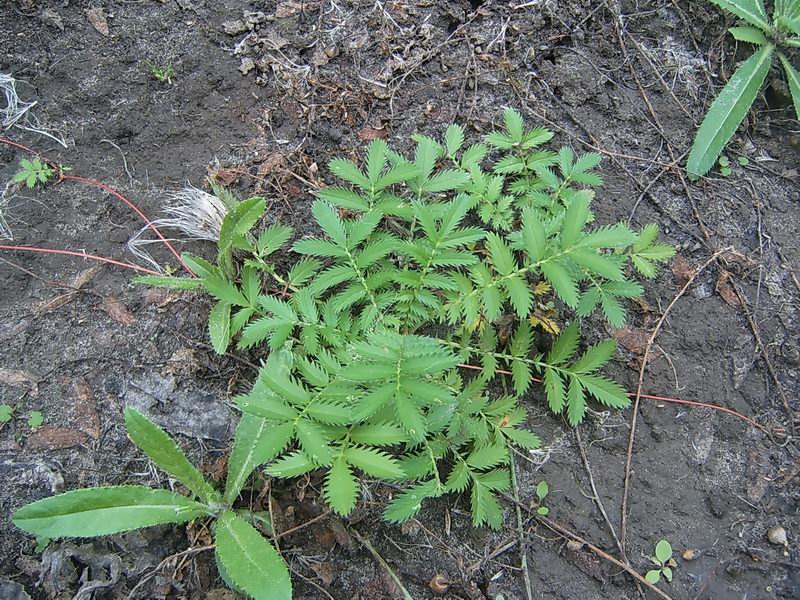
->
[13,486,209,538]
[687,44,775,177]
[779,54,800,120]
[709,0,771,31]
[655,539,673,563]
[728,26,769,44]
[535,480,549,500]
[124,408,218,504]
[645,569,661,584]
[208,302,231,354]
[214,511,291,600]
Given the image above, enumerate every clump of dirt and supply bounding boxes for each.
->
[1,1,798,599]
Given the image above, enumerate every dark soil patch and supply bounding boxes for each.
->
[1,1,798,599]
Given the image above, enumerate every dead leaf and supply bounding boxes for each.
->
[670,255,696,288]
[205,454,228,482]
[27,426,88,450]
[209,166,241,186]
[72,379,100,439]
[357,126,389,141]
[256,153,287,177]
[0,368,39,396]
[101,296,135,325]
[612,327,650,356]
[85,7,109,37]
[715,271,740,306]
[40,9,64,31]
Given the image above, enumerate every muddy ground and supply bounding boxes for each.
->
[1,1,798,599]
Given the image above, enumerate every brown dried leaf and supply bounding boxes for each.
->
[85,7,109,37]
[72,379,100,439]
[716,271,740,307]
[310,562,336,586]
[101,296,135,325]
[27,426,88,450]
[612,327,650,356]
[670,255,696,288]
[0,368,39,395]
[357,126,389,141]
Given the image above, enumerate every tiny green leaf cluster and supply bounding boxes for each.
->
[13,158,55,189]
[645,539,676,584]
[14,109,673,600]
[688,0,800,176]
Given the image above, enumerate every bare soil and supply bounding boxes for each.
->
[1,1,798,599]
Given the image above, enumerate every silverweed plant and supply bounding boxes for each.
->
[13,109,673,600]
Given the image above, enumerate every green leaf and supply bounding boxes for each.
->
[208,302,232,354]
[467,442,508,470]
[566,376,586,426]
[445,124,465,156]
[28,411,43,430]
[214,511,291,600]
[547,322,580,364]
[312,200,347,246]
[329,158,371,190]
[571,339,617,373]
[324,457,359,515]
[535,480,549,500]
[0,404,12,422]
[224,419,294,502]
[295,419,333,465]
[543,367,566,413]
[471,480,503,529]
[728,26,769,44]
[662,566,673,582]
[349,422,408,446]
[779,54,800,120]
[344,446,405,478]
[687,44,775,177]
[645,569,661,585]
[541,260,579,307]
[521,208,547,261]
[257,224,294,256]
[709,0,771,31]
[266,451,317,478]
[383,479,441,523]
[13,486,209,538]
[218,197,265,257]
[579,375,630,409]
[503,107,525,142]
[655,539,673,563]
[124,408,218,504]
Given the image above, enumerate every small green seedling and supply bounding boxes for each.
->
[737,155,750,166]
[534,480,550,516]
[0,404,13,423]
[148,63,175,84]
[718,155,732,177]
[27,411,44,431]
[645,539,676,584]
[13,158,55,189]
[34,536,50,553]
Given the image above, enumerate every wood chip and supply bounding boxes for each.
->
[85,7,110,37]
[27,426,88,450]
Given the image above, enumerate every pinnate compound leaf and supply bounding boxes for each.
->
[13,486,209,539]
[124,408,218,503]
[687,44,774,177]
[214,511,291,600]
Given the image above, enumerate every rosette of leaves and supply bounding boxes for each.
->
[688,0,800,176]
[134,109,673,533]
[13,407,292,600]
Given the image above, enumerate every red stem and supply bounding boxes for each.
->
[0,244,161,276]
[0,136,195,277]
